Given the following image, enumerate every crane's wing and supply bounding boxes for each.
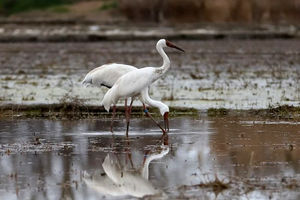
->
[82,63,137,88]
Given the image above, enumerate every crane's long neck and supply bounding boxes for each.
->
[156,44,170,76]
[141,88,168,116]
[141,147,170,179]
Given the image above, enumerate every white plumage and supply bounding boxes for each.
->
[84,145,169,198]
[82,39,184,134]
[81,63,169,119]
[82,63,136,88]
[101,39,175,111]
[101,67,159,111]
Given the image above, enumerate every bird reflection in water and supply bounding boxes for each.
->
[84,135,169,198]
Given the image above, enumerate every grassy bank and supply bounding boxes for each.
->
[208,105,300,120]
[0,104,300,120]
[0,104,199,119]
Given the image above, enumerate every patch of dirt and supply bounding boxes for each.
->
[68,1,103,13]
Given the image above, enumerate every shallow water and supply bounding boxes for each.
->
[0,117,300,199]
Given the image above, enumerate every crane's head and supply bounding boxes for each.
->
[159,103,170,132]
[157,39,185,52]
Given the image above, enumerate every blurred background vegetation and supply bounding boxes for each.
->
[0,0,299,24]
[0,0,74,15]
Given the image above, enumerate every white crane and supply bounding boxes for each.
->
[82,63,169,133]
[83,39,184,135]
[101,39,184,136]
[84,145,170,198]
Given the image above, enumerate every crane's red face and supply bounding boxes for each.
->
[166,40,185,52]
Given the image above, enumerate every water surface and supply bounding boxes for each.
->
[0,117,300,199]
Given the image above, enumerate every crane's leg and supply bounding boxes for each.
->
[110,105,116,133]
[164,112,169,133]
[124,99,129,137]
[160,130,169,145]
[125,139,134,168]
[143,104,166,135]
[126,98,134,136]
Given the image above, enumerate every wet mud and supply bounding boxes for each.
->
[0,39,300,109]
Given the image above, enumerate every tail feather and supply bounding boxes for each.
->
[104,103,110,113]
[81,74,92,87]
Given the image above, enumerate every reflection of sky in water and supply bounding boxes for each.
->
[0,117,300,199]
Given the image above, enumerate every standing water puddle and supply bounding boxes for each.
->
[0,117,300,199]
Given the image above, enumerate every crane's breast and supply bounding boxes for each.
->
[116,68,154,98]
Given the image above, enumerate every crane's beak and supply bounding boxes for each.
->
[164,112,169,132]
[166,40,185,52]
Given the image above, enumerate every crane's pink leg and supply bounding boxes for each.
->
[124,99,129,137]
[125,139,134,168]
[143,104,166,135]
[126,98,134,136]
[164,112,169,133]
[110,105,116,133]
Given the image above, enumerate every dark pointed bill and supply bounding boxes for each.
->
[166,40,185,52]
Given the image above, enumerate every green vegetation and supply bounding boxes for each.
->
[0,104,299,120]
[264,105,300,119]
[48,5,70,13]
[0,103,199,119]
[0,0,73,15]
[99,0,118,11]
[208,105,300,120]
[2,76,14,81]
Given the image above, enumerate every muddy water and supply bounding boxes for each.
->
[0,117,299,199]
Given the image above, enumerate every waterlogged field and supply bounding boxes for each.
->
[0,39,300,109]
[0,117,300,199]
[0,39,300,199]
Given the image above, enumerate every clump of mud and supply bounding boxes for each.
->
[0,142,75,154]
[179,176,230,194]
[180,176,230,195]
